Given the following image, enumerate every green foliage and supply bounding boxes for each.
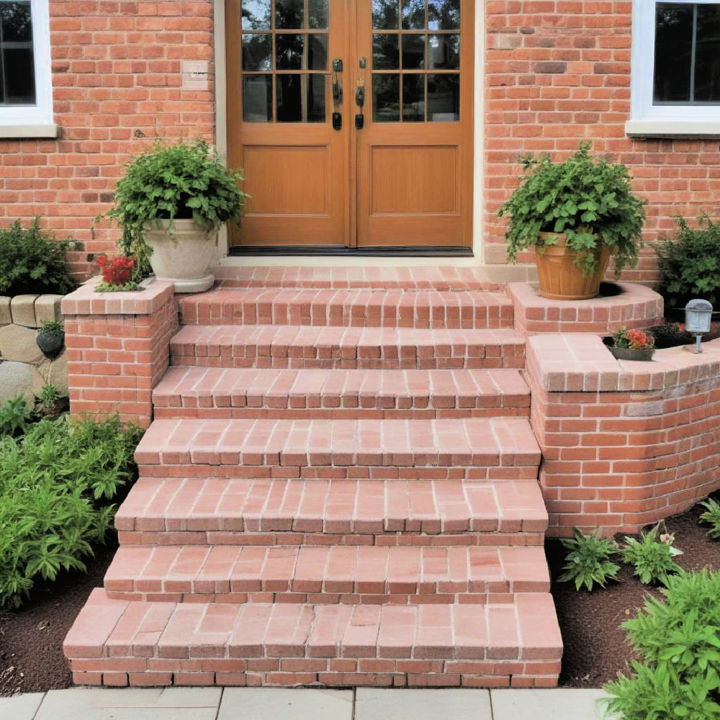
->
[604,570,720,720]
[0,395,31,437]
[39,319,64,335]
[95,280,140,293]
[499,143,646,276]
[559,528,621,591]
[38,383,60,412]
[104,140,248,280]
[0,412,143,609]
[621,525,683,586]
[699,498,720,540]
[0,219,77,296]
[655,216,720,309]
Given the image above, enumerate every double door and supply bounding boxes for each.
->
[226,0,474,249]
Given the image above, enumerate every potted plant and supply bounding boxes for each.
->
[105,140,248,293]
[36,320,65,359]
[608,326,655,361]
[499,144,646,300]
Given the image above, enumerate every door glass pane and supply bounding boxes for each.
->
[307,74,327,122]
[242,0,271,30]
[373,0,399,29]
[242,33,272,71]
[402,33,425,68]
[427,73,459,120]
[373,34,399,69]
[654,3,693,102]
[403,74,424,121]
[276,0,303,29]
[428,0,459,30]
[277,74,303,120]
[309,0,329,29]
[402,0,425,29]
[373,74,400,121]
[243,74,273,121]
[276,33,304,69]
[308,34,328,70]
[694,4,720,102]
[427,33,459,69]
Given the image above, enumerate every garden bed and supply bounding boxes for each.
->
[550,496,720,688]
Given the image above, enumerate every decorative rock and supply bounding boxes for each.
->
[0,297,10,325]
[0,323,44,365]
[37,351,68,394]
[0,361,34,406]
[10,294,39,327]
[34,294,63,325]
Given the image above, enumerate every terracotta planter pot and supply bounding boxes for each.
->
[534,232,610,300]
[145,219,216,293]
[608,346,655,362]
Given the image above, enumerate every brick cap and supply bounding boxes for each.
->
[62,276,175,316]
[527,333,720,392]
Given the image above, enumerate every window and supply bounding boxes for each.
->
[628,0,720,135]
[0,0,55,137]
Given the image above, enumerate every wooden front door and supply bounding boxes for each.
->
[227,0,473,250]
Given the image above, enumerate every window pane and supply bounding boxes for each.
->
[373,0,398,29]
[307,74,326,122]
[402,0,425,29]
[277,73,303,120]
[654,3,693,102]
[403,74,424,121]
[309,0,328,29]
[276,0,303,29]
[3,47,34,103]
[695,4,720,102]
[427,73,459,120]
[428,33,459,69]
[373,73,400,121]
[276,33,304,69]
[243,74,272,121]
[308,34,328,70]
[0,1,32,41]
[402,33,425,69]
[0,1,35,105]
[242,33,272,71]
[241,0,271,30]
[428,0,460,30]
[373,33,399,69]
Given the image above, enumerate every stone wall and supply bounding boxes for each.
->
[0,294,66,406]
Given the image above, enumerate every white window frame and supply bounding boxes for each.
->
[627,0,720,136]
[0,0,56,138]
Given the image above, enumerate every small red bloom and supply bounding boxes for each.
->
[97,255,135,286]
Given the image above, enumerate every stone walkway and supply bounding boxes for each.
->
[1,687,610,719]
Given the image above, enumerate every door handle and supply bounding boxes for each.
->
[332,58,343,105]
[355,86,365,108]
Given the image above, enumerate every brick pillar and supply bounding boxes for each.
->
[62,279,178,428]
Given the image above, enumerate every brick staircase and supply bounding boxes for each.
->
[64,276,562,688]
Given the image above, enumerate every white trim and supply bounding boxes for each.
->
[0,122,57,138]
[0,0,54,128]
[630,0,720,135]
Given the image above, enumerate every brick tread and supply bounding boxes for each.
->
[179,288,514,329]
[115,477,548,540]
[153,367,530,418]
[170,324,526,370]
[64,589,562,687]
[135,417,541,480]
[104,545,549,602]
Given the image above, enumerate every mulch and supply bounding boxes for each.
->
[1,501,719,695]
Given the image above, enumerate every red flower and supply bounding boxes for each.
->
[97,255,135,286]
[625,329,654,350]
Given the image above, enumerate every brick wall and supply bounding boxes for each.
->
[527,333,720,535]
[485,1,720,283]
[0,0,215,277]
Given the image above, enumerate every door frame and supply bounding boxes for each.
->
[213,0,486,263]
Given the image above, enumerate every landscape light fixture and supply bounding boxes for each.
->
[685,299,713,354]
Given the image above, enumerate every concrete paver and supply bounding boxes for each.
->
[491,689,610,720]
[0,691,45,720]
[218,688,353,720]
[356,688,493,720]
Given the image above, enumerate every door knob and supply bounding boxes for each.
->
[355,86,365,108]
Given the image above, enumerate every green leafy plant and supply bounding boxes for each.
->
[38,383,60,412]
[558,527,621,591]
[39,319,64,335]
[699,498,720,540]
[0,219,77,296]
[96,280,140,292]
[0,412,143,609]
[655,216,720,310]
[102,140,248,279]
[604,569,720,720]
[0,395,31,437]
[499,143,646,275]
[621,524,683,586]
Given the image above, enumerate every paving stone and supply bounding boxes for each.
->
[0,691,45,720]
[0,296,11,324]
[356,688,492,720]
[218,688,352,720]
[491,689,611,720]
[10,294,39,327]
[34,294,63,324]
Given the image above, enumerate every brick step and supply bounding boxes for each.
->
[115,477,548,547]
[170,325,526,370]
[104,545,550,604]
[135,417,541,481]
[64,589,562,688]
[153,367,530,419]
[179,289,514,329]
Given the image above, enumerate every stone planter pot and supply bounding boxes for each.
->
[535,232,610,301]
[609,346,655,362]
[145,219,216,293]
[36,329,65,359]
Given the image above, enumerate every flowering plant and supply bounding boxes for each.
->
[612,326,655,351]
[95,255,139,292]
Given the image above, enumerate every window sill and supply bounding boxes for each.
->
[626,119,720,138]
[0,123,59,139]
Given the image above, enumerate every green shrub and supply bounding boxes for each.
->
[0,413,143,609]
[621,525,683,586]
[604,570,720,720]
[699,498,720,540]
[0,219,76,296]
[0,395,31,437]
[559,528,621,591]
[655,216,720,310]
